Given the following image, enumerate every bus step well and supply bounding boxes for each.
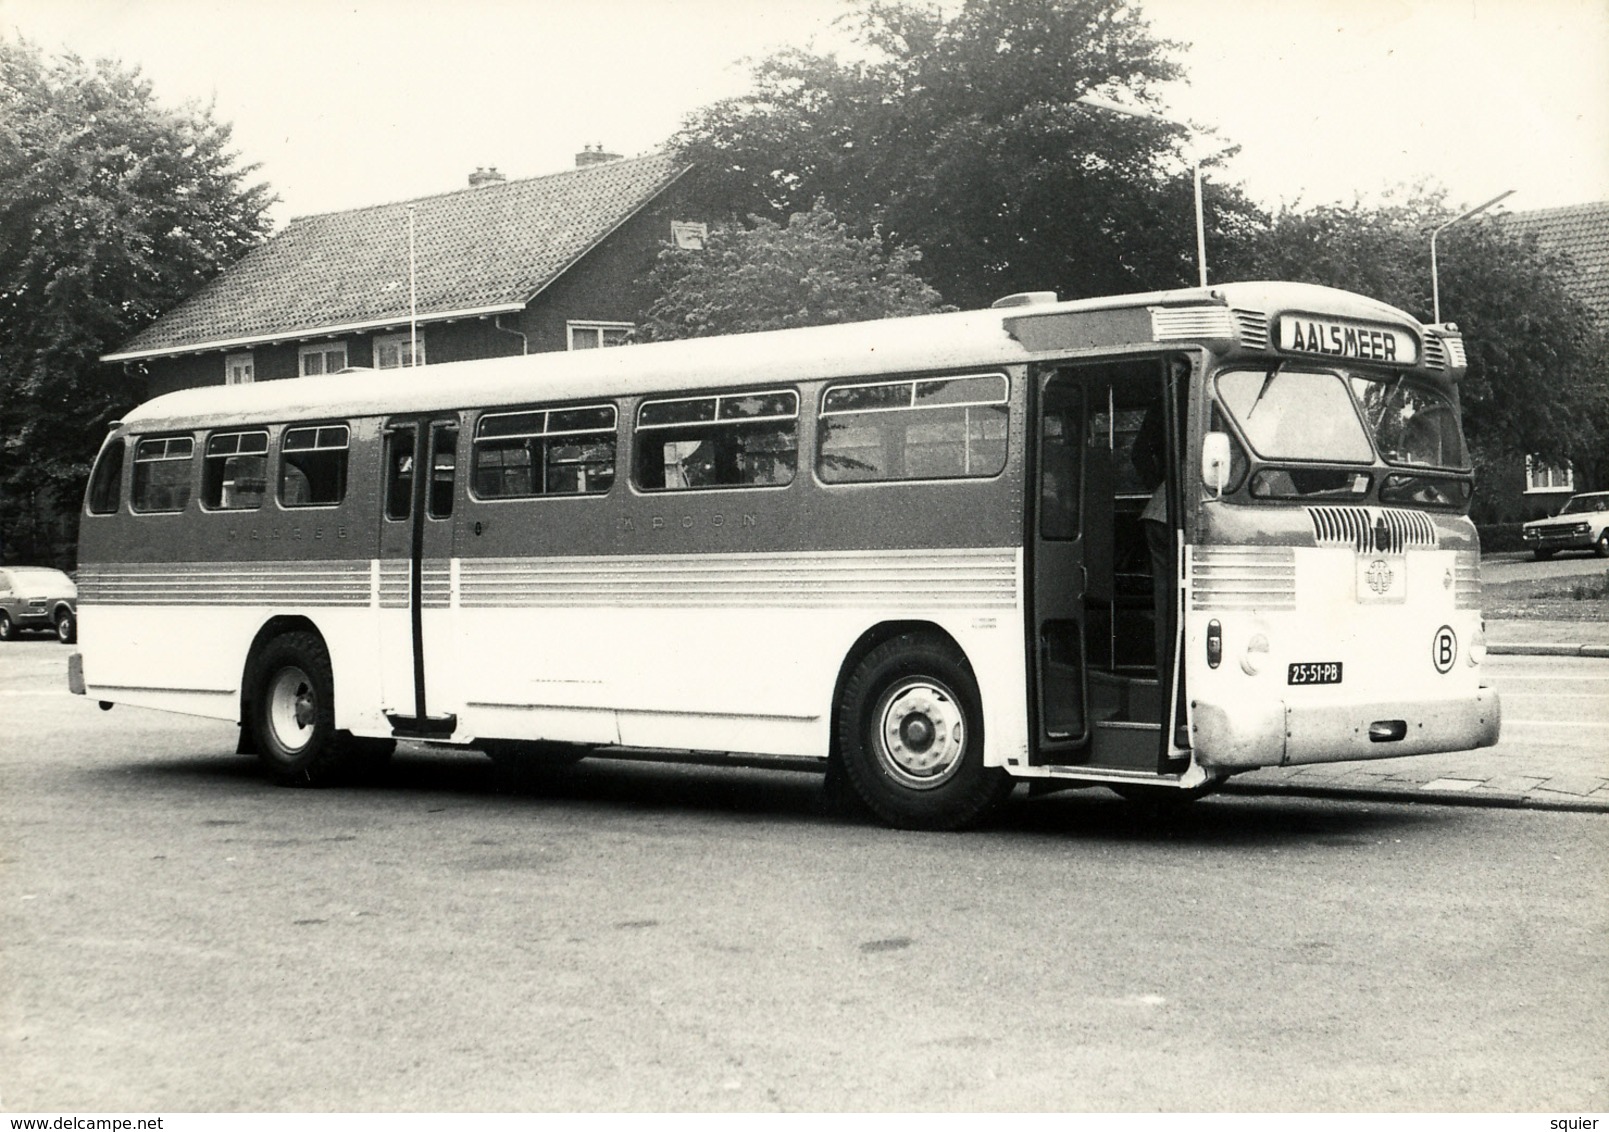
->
[385,712,458,739]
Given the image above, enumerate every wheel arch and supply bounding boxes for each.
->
[239,615,329,725]
[826,619,971,768]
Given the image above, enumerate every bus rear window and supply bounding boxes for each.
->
[634,391,797,491]
[203,430,269,510]
[280,424,349,507]
[473,404,616,498]
[86,438,126,515]
[818,373,1008,482]
[131,436,195,513]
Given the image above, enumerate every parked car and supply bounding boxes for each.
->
[0,566,78,643]
[1521,491,1609,560]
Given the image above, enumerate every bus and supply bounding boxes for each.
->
[70,280,1501,829]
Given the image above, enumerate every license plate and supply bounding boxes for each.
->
[1288,662,1343,685]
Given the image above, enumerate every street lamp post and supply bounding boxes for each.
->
[1431,189,1514,324]
[1076,94,1207,288]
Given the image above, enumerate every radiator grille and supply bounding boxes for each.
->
[1308,506,1437,553]
[1454,551,1482,610]
[1190,546,1297,611]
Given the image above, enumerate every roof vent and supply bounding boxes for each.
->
[575,144,622,168]
[991,291,1058,309]
[468,166,506,187]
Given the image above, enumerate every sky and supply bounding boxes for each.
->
[3,0,1607,231]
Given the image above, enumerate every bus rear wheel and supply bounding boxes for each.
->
[246,631,348,786]
[837,633,1013,831]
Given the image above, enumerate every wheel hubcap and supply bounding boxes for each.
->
[876,679,966,789]
[267,666,316,754]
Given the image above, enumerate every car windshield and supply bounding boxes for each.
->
[1349,375,1468,470]
[1560,495,1609,515]
[5,568,73,597]
[1215,369,1374,463]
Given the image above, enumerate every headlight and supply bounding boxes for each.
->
[1241,633,1270,676]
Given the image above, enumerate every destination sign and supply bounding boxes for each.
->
[1276,315,1419,366]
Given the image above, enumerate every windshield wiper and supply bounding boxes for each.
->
[1246,362,1284,418]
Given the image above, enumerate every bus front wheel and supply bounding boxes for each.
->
[246,631,347,786]
[837,633,1013,831]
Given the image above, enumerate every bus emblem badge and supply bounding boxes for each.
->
[1365,559,1394,595]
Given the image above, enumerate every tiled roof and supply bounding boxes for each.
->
[105,152,689,361]
[1499,201,1609,324]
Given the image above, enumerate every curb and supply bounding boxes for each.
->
[1487,643,1609,658]
[1220,780,1609,813]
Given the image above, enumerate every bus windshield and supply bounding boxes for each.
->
[1216,369,1373,463]
[1349,375,1468,470]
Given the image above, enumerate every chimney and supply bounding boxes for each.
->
[575,144,622,168]
[468,165,507,187]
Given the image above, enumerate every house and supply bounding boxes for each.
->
[102,149,704,395]
[1483,201,1609,521]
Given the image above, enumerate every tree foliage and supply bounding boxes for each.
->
[640,200,947,340]
[0,38,273,566]
[672,0,1266,310]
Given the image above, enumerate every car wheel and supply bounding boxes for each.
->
[1596,531,1609,558]
[1533,548,1555,561]
[245,631,348,786]
[0,612,12,642]
[837,632,1013,831]
[54,609,76,644]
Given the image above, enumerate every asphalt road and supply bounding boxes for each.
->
[2,640,1606,1113]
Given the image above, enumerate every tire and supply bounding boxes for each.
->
[836,633,1013,831]
[55,609,76,644]
[245,631,349,786]
[0,612,12,642]
[1595,531,1609,559]
[1533,549,1555,561]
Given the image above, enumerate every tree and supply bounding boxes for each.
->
[640,200,948,340]
[0,39,274,566]
[1238,187,1609,489]
[672,0,1267,310]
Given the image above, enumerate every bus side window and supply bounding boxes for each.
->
[428,423,457,519]
[86,438,127,515]
[384,426,416,520]
[202,430,269,511]
[281,424,350,508]
[819,373,1008,483]
[131,436,195,513]
[635,391,797,491]
[472,404,617,498]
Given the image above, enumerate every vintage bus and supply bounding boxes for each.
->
[70,281,1500,829]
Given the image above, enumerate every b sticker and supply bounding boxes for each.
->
[1432,626,1458,674]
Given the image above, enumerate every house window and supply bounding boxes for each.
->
[374,332,425,369]
[567,321,633,350]
[299,342,349,376]
[671,221,708,250]
[1525,456,1575,493]
[225,353,254,385]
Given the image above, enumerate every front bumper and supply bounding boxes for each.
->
[1192,687,1501,770]
[1523,526,1592,549]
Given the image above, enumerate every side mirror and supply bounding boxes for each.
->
[1202,431,1232,498]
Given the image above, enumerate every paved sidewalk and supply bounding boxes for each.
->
[1222,617,1609,812]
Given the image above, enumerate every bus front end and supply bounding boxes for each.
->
[1184,301,1500,773]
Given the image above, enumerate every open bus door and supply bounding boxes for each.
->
[1033,357,1186,773]
[378,415,461,738]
